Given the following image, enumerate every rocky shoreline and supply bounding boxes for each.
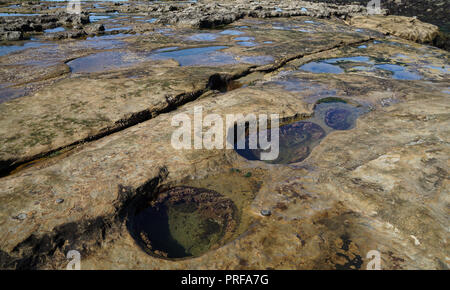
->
[0,0,448,270]
[0,1,448,48]
[305,0,449,31]
[305,0,450,49]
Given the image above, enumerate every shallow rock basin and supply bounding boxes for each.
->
[186,33,220,42]
[67,45,274,73]
[299,55,424,80]
[0,41,46,57]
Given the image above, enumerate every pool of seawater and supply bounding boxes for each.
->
[234,37,254,41]
[236,41,258,47]
[0,41,46,57]
[127,186,237,259]
[0,86,27,104]
[69,33,130,50]
[0,13,40,17]
[267,74,338,103]
[299,55,424,80]
[88,12,124,22]
[268,19,322,33]
[67,50,143,73]
[186,33,219,42]
[300,62,344,74]
[220,29,244,36]
[235,101,366,164]
[104,26,132,32]
[67,45,274,73]
[150,46,238,66]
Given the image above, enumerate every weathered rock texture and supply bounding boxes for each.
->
[348,15,440,45]
[0,1,448,270]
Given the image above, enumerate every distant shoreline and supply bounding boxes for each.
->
[304,0,449,49]
[303,0,449,32]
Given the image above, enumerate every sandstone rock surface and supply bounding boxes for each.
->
[0,0,448,270]
[348,15,440,45]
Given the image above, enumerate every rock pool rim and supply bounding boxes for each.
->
[126,186,238,261]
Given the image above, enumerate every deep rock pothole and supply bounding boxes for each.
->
[127,186,238,259]
[235,100,366,164]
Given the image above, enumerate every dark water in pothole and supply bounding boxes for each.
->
[67,46,274,72]
[128,186,237,259]
[235,101,366,164]
[299,56,423,80]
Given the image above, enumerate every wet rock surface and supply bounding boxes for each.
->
[0,0,448,270]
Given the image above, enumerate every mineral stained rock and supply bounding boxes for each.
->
[0,0,448,270]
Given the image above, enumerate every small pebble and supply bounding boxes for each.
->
[56,198,64,204]
[260,209,271,216]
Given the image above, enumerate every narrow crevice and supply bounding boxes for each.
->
[0,38,373,178]
[0,89,204,177]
